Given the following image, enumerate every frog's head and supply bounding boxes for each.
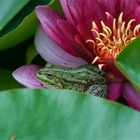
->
[36,69,63,88]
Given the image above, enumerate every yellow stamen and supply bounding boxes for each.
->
[92,56,100,64]
[86,12,140,68]
[98,64,104,70]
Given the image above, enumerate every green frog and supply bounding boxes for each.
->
[36,63,107,97]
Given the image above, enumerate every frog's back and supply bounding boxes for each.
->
[46,63,106,84]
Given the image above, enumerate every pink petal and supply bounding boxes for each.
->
[99,0,140,22]
[135,5,140,24]
[56,19,85,59]
[35,27,87,67]
[76,23,93,42]
[57,19,94,61]
[123,83,140,112]
[35,6,80,57]
[107,82,123,101]
[105,12,114,27]
[119,0,139,20]
[60,0,105,39]
[98,0,118,17]
[12,65,44,88]
[60,0,105,26]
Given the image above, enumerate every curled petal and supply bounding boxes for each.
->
[35,27,87,67]
[123,83,140,112]
[35,6,79,57]
[12,65,44,88]
[107,82,123,101]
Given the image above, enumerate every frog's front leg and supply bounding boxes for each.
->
[86,84,107,98]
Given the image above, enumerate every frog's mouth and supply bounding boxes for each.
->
[43,83,63,89]
[39,80,63,89]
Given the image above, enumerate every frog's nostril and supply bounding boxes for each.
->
[37,71,45,75]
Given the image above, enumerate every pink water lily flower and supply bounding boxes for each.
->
[13,0,140,111]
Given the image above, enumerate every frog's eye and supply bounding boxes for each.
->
[46,72,52,77]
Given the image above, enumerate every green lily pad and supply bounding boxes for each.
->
[0,88,140,139]
[116,37,140,93]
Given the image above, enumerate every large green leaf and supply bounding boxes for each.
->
[0,88,140,139]
[0,0,52,51]
[0,0,29,30]
[0,69,22,90]
[116,37,140,93]
[0,11,38,51]
[0,0,52,37]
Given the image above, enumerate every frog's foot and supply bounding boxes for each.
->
[86,84,107,98]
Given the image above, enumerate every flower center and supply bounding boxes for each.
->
[86,12,140,69]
